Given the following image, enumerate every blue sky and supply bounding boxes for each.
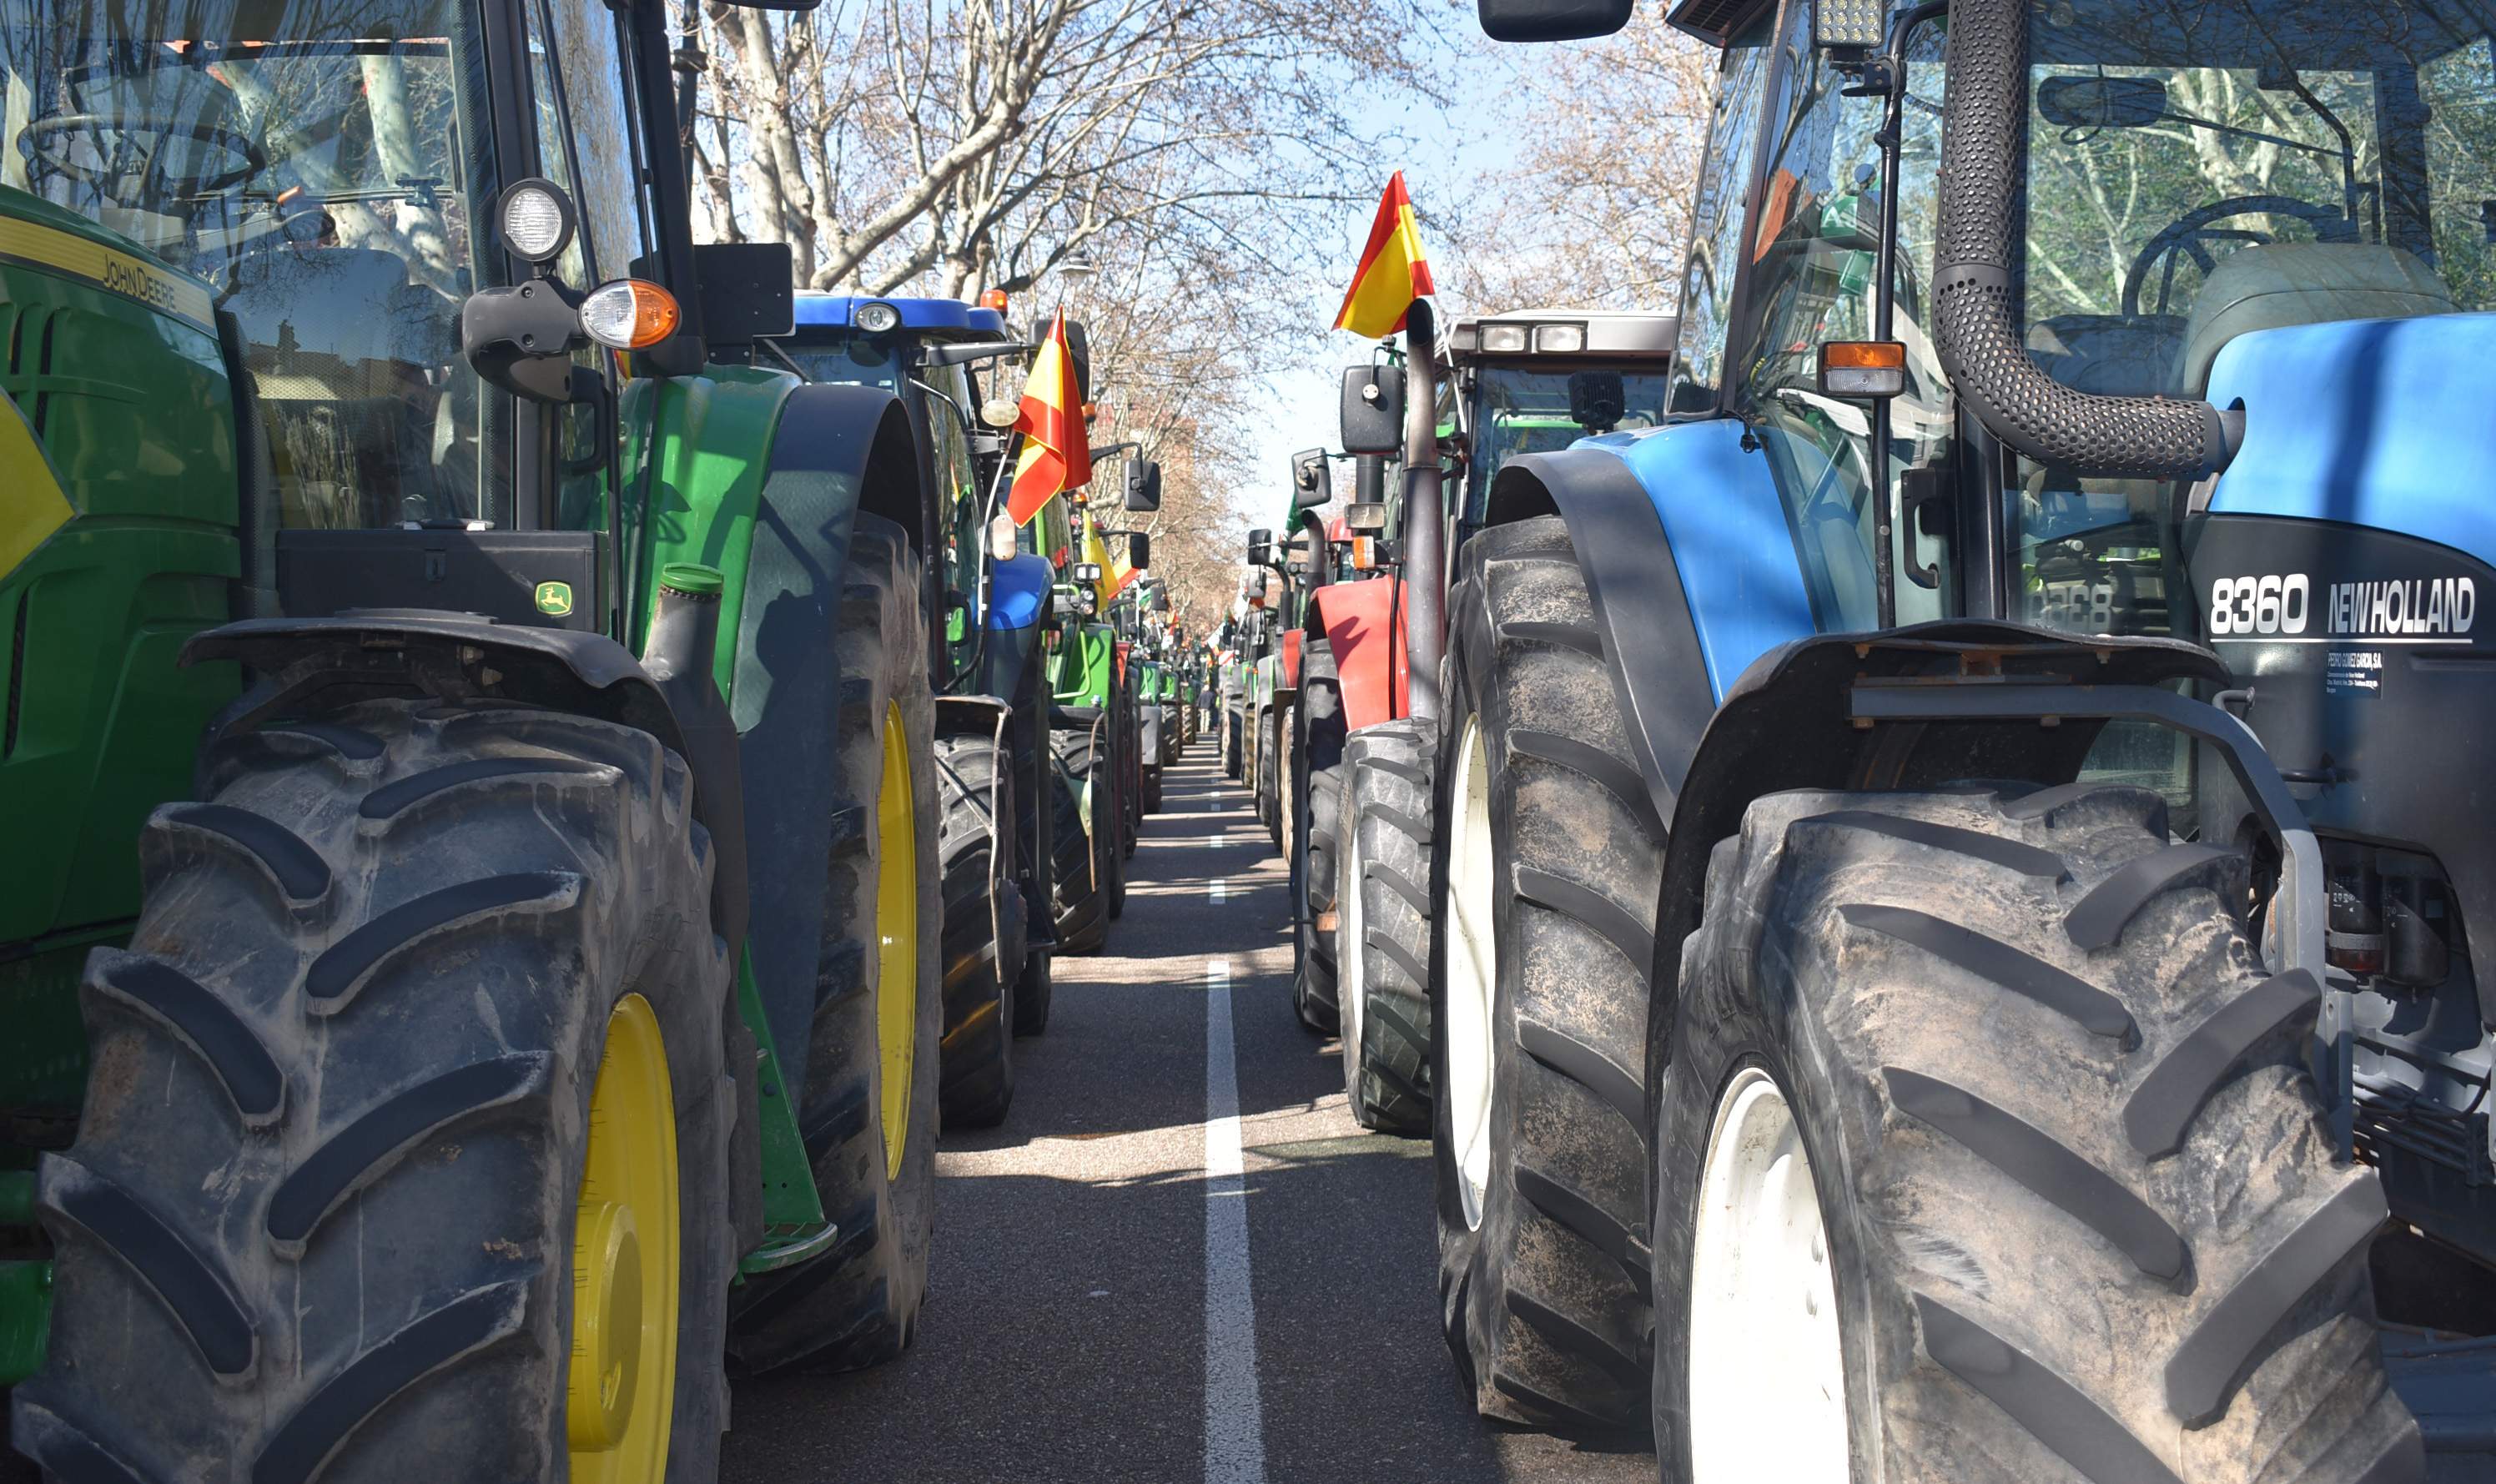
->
[1235,39,1542,527]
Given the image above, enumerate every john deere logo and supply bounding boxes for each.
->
[534,581,574,616]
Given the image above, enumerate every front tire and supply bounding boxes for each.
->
[1337,721,1434,1133]
[727,516,942,1374]
[932,732,1022,1129]
[14,700,734,1484]
[1432,516,1661,1431]
[1050,726,1114,954]
[1656,785,2422,1484]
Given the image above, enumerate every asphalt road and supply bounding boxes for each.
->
[720,748,1658,1483]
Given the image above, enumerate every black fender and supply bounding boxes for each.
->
[723,386,920,1089]
[1481,449,1717,836]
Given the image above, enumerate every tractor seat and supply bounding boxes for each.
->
[2172,243,2455,396]
[2027,314,2189,398]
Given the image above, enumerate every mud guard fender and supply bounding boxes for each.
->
[1311,579,1410,732]
[1479,448,1719,836]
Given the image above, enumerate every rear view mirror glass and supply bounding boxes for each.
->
[1476,0,1633,42]
[2037,74,2168,130]
[1126,532,1151,570]
[1125,459,1164,512]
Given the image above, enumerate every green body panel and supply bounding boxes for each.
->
[621,366,798,701]
[1052,622,1118,707]
[609,367,843,1256]
[0,191,247,1374]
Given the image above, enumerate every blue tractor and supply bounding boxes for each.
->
[784,294,1059,1127]
[1407,0,2496,1475]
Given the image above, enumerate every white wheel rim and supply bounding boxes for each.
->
[1444,718,1497,1230]
[1688,1066,1848,1484]
[1340,805,1367,1074]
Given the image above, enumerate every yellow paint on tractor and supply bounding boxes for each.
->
[0,388,73,581]
[569,994,680,1481]
[877,701,918,1176]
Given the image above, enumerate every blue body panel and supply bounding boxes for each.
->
[1588,418,1816,701]
[791,293,1007,337]
[2207,313,2496,568]
[987,553,1052,630]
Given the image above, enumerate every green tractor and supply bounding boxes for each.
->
[778,292,1060,1127]
[2,0,949,1476]
[1036,500,1125,953]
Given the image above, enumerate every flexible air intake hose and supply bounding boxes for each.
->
[1934,0,2241,480]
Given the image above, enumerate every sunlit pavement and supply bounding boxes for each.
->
[719,753,1657,1482]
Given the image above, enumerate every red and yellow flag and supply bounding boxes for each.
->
[1008,309,1093,525]
[1334,171,1436,338]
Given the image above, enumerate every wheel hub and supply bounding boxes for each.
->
[1445,719,1497,1230]
[567,994,679,1482]
[875,700,919,1177]
[1687,1065,1847,1482]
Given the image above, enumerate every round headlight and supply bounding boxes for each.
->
[499,179,575,264]
[980,399,1021,430]
[855,301,902,334]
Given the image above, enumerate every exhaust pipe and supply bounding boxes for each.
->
[1935,0,2241,480]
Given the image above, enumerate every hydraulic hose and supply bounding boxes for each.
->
[1935,0,2241,480]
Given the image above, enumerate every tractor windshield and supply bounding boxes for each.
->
[1464,365,1670,515]
[784,334,905,394]
[2015,0,2496,632]
[3,0,505,529]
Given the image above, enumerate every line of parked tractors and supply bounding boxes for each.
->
[11,0,2496,1476]
[0,0,1207,1470]
[1214,4,2496,1476]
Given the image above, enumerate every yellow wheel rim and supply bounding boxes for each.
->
[875,701,918,1177]
[567,994,679,1482]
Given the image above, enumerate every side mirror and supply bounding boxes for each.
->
[1291,448,1331,509]
[1125,459,1164,512]
[1126,531,1151,570]
[1339,365,1404,456]
[1476,0,1632,42]
[692,242,793,346]
[1246,527,1274,566]
[2037,75,2169,130]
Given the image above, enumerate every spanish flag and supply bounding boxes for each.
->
[1009,309,1092,525]
[1334,172,1436,338]
[1080,513,1138,606]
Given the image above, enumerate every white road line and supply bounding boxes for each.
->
[1208,833,1228,849]
[1210,878,1229,905]
[1202,958,1266,1484]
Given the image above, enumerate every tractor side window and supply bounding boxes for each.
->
[1667,11,1779,414]
[2014,0,2496,641]
[1734,2,1953,631]
[547,0,652,284]
[1,0,513,531]
[923,363,984,676]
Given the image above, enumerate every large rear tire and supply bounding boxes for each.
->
[727,516,942,1374]
[1656,785,2422,1483]
[1432,516,1661,1431]
[13,699,735,1484]
[1223,706,1244,780]
[1050,727,1114,954]
[932,732,1022,1129]
[1337,720,1434,1134]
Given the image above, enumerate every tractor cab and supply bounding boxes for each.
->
[1444,309,1677,530]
